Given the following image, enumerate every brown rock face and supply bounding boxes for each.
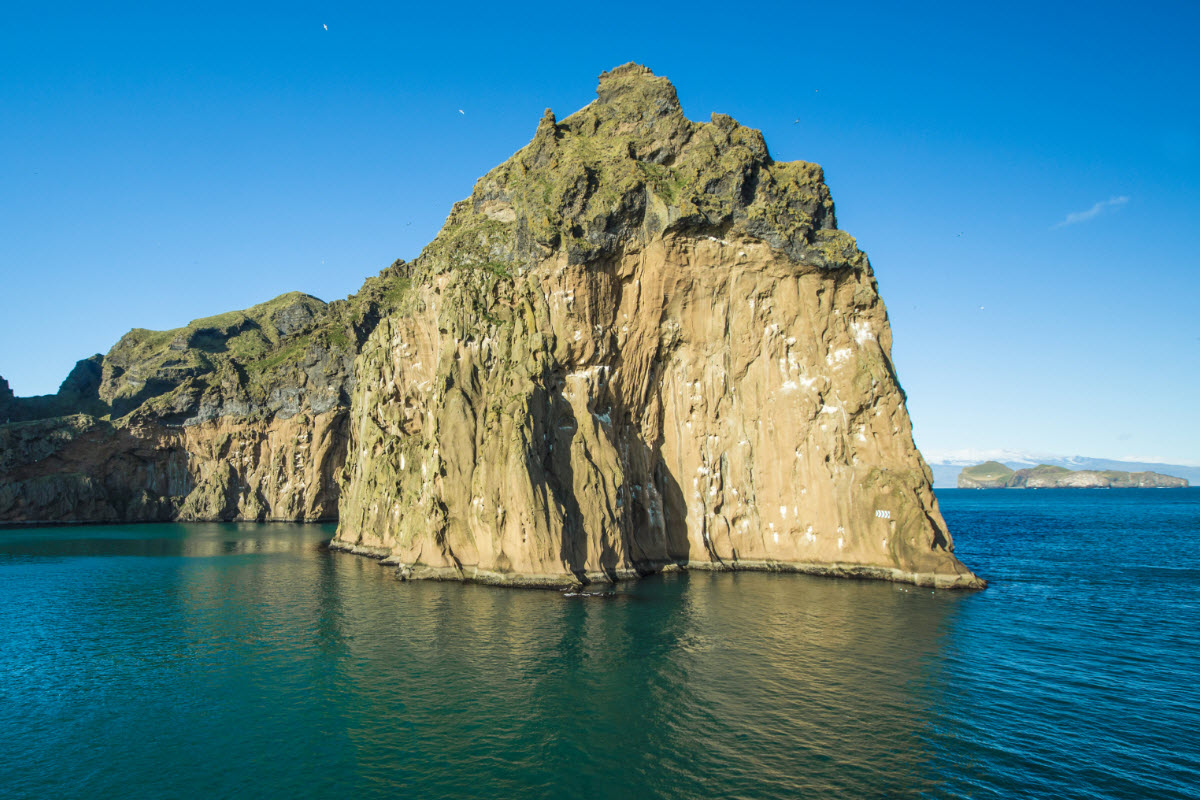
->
[0,412,345,523]
[331,65,982,589]
[0,291,364,524]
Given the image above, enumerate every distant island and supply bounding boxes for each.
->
[957,461,1189,489]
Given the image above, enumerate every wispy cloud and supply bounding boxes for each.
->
[1052,195,1129,229]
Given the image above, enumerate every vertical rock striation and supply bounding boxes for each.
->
[331,64,982,589]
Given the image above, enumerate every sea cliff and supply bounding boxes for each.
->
[0,281,405,522]
[1,65,982,589]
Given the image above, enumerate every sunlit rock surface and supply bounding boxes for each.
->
[331,65,982,589]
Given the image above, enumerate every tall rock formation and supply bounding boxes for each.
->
[331,64,981,588]
[0,64,982,589]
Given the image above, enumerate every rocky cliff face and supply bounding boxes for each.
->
[1,64,982,589]
[0,276,411,523]
[0,356,105,424]
[330,64,981,588]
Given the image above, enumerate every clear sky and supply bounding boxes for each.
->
[2,1,1197,464]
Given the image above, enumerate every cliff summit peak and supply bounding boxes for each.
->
[593,62,682,120]
[598,62,658,81]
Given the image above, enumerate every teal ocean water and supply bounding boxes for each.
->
[1,488,1197,799]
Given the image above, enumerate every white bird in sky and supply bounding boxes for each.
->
[458,109,465,115]
[323,23,328,30]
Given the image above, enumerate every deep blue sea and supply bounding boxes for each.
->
[1,488,1197,799]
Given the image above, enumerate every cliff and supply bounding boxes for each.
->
[1,64,982,589]
[329,64,980,588]
[957,462,1188,488]
[0,276,410,523]
[0,356,105,423]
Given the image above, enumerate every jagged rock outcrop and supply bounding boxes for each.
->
[330,64,982,588]
[1,64,982,589]
[958,461,1188,489]
[1,357,105,424]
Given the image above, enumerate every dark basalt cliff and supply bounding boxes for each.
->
[1,65,983,589]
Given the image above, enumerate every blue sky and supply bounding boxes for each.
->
[2,1,1197,464]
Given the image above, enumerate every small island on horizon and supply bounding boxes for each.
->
[957,461,1189,489]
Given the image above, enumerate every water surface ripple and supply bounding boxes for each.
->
[1,488,1197,798]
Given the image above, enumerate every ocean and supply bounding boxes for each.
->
[1,488,1197,799]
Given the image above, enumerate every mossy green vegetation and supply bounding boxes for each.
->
[362,62,865,374]
[77,259,429,423]
[99,291,328,416]
[246,336,312,374]
[398,62,850,296]
[14,64,863,431]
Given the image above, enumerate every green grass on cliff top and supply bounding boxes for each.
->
[960,461,1015,481]
[115,292,326,360]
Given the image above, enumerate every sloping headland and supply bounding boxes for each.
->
[1,65,983,589]
[957,461,1188,489]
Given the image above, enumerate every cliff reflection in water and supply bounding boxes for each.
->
[317,558,965,798]
[7,492,1199,799]
[0,521,323,559]
[1,521,966,799]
